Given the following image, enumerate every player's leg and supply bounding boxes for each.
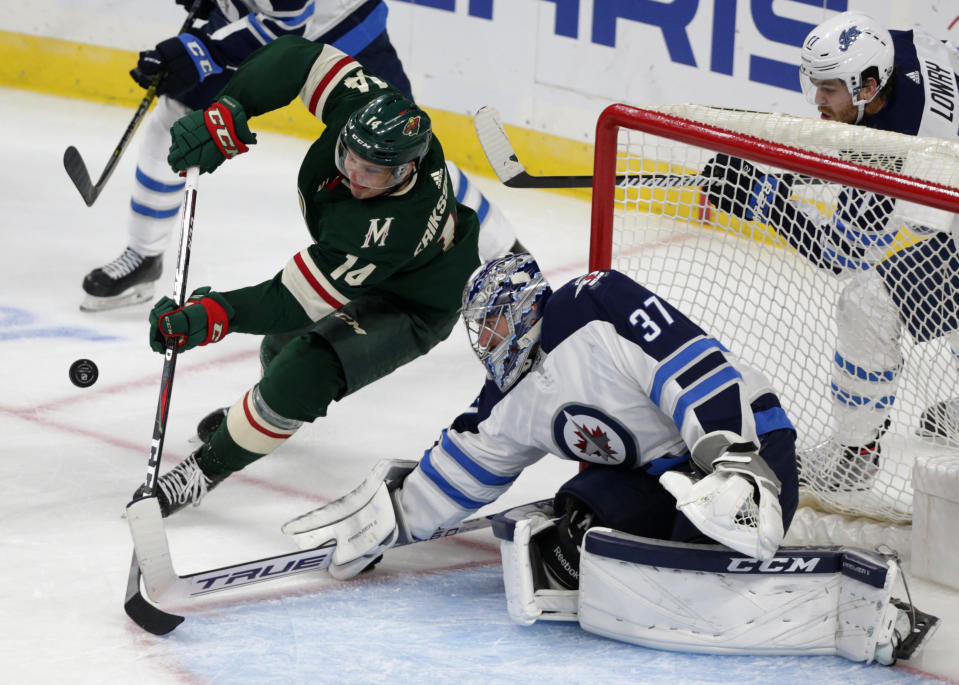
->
[806,269,902,490]
[80,96,187,311]
[146,297,456,516]
[81,69,231,312]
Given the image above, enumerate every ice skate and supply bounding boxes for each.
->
[80,247,162,312]
[799,419,889,492]
[917,399,959,446]
[132,449,227,517]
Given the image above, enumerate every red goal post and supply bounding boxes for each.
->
[587,103,959,549]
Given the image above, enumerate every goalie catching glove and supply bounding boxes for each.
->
[659,431,784,561]
[149,286,234,352]
[168,96,257,174]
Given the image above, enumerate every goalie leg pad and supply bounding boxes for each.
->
[499,513,578,625]
[577,528,933,664]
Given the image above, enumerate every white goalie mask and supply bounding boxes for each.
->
[799,11,894,121]
[462,254,552,392]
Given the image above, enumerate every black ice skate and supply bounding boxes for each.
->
[80,247,162,312]
[132,449,227,517]
[917,399,959,446]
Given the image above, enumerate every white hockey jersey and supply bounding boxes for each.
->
[399,270,794,540]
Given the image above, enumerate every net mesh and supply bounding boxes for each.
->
[592,104,959,525]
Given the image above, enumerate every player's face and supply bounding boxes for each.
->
[476,311,511,353]
[810,78,858,123]
[342,150,398,199]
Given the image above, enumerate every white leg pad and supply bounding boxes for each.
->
[499,514,578,625]
[577,528,905,663]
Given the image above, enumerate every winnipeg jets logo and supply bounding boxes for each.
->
[573,270,607,297]
[838,26,861,52]
[567,412,617,461]
[551,404,637,466]
[403,116,422,136]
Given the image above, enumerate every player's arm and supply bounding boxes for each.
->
[202,1,318,68]
[702,154,899,272]
[168,36,371,173]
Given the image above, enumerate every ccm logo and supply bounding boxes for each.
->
[727,557,821,573]
[206,109,242,158]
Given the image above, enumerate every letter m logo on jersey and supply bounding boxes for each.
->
[403,116,421,136]
[839,26,861,52]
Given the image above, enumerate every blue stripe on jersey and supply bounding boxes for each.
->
[672,365,743,429]
[419,450,487,510]
[643,452,690,475]
[135,167,185,193]
[830,383,895,409]
[332,2,388,55]
[248,15,275,43]
[823,246,871,271]
[476,195,490,223]
[835,219,897,247]
[440,430,517,486]
[453,168,468,203]
[754,407,793,435]
[834,352,898,382]
[650,337,729,407]
[130,199,180,219]
[274,3,315,27]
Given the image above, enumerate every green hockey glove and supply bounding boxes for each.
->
[149,286,235,352]
[168,96,257,174]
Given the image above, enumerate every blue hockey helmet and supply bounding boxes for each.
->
[462,253,552,392]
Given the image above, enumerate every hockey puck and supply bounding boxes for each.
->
[69,358,99,388]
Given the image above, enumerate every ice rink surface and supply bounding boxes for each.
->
[1,87,957,684]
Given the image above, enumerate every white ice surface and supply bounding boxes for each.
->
[0,88,956,684]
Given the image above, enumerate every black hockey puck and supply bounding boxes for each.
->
[69,358,99,388]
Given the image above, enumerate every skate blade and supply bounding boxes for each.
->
[80,285,155,312]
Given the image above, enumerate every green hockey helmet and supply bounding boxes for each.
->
[335,93,432,189]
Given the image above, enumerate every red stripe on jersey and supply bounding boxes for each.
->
[242,391,291,440]
[293,252,344,310]
[308,56,358,116]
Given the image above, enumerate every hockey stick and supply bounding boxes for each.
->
[62,0,204,206]
[473,106,822,190]
[122,166,201,635]
[123,497,554,635]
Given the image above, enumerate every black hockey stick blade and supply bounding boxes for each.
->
[124,553,184,636]
[63,146,98,206]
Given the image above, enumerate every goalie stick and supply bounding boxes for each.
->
[473,105,818,190]
[62,0,204,206]
[122,165,201,636]
[124,497,554,635]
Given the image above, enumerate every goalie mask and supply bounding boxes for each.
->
[335,93,432,190]
[799,11,894,122]
[462,254,552,392]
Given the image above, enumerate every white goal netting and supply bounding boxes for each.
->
[590,104,959,537]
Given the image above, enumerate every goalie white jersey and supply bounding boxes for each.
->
[400,270,795,540]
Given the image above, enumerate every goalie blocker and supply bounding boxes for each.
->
[493,503,938,665]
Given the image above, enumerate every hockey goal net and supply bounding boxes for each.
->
[589,103,959,550]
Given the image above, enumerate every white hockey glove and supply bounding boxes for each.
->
[281,459,416,580]
[659,431,783,561]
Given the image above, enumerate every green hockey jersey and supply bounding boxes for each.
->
[216,36,480,334]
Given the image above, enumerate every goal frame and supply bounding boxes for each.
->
[588,103,959,271]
